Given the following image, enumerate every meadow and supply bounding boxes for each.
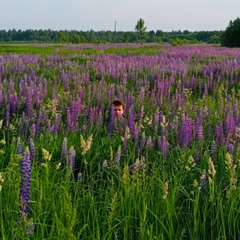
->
[0,43,240,239]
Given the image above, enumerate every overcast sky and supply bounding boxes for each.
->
[1,0,239,32]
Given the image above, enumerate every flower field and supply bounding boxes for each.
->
[0,43,240,239]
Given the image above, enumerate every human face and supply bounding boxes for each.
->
[113,105,124,118]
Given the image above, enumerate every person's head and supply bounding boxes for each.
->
[112,99,125,118]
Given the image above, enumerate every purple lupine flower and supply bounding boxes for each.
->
[64,78,70,92]
[146,136,154,150]
[227,143,234,153]
[128,104,135,134]
[210,141,217,159]
[68,146,76,170]
[78,87,84,102]
[123,134,128,154]
[167,89,171,102]
[180,117,194,148]
[9,93,17,114]
[6,103,10,127]
[61,137,67,163]
[199,170,207,194]
[96,109,103,127]
[70,102,80,131]
[227,94,232,102]
[66,107,72,132]
[0,89,2,107]
[19,148,32,218]
[225,102,231,116]
[46,120,54,133]
[215,121,224,145]
[150,89,155,105]
[233,101,238,124]
[194,150,200,164]
[224,115,236,138]
[154,108,160,132]
[115,146,121,165]
[17,137,22,155]
[196,108,204,141]
[160,112,168,137]
[139,87,145,102]
[26,92,32,118]
[134,125,140,150]
[53,115,61,135]
[31,124,36,136]
[35,112,42,136]
[196,125,204,141]
[158,136,169,158]
[138,106,144,126]
[81,124,87,132]
[89,107,95,128]
[29,137,36,159]
[97,87,102,105]
[107,86,114,100]
[107,105,115,136]
[129,157,146,173]
[140,131,146,152]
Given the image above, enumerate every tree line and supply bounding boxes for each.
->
[1,16,239,47]
[0,28,223,45]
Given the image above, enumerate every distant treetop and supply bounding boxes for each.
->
[221,17,240,47]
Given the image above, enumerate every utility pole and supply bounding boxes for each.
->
[114,20,116,32]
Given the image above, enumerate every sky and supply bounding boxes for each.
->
[1,0,240,32]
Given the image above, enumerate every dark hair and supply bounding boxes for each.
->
[112,99,125,110]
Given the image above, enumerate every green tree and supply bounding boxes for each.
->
[221,18,240,47]
[58,31,69,43]
[88,29,96,43]
[71,33,80,44]
[124,32,129,43]
[79,35,87,43]
[148,30,156,42]
[135,18,147,44]
[207,34,220,44]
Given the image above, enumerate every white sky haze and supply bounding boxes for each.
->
[1,0,239,32]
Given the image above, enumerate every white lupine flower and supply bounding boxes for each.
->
[42,148,52,161]
[81,134,93,156]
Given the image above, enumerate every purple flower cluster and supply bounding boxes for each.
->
[61,137,68,163]
[210,141,217,159]
[129,157,146,173]
[179,117,194,148]
[68,146,76,170]
[107,105,115,136]
[17,137,22,155]
[1,44,240,158]
[196,108,204,141]
[128,105,135,134]
[29,137,36,159]
[199,170,207,194]
[158,136,169,158]
[19,148,32,218]
[115,147,121,165]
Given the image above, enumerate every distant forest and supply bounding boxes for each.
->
[0,29,223,44]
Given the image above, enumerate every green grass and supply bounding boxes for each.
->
[0,44,164,56]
